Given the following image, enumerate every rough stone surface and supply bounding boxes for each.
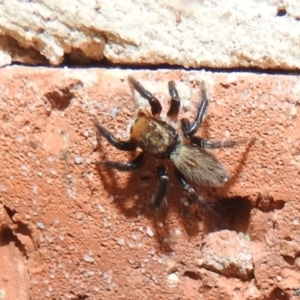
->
[0,66,300,299]
[200,230,253,280]
[1,1,300,69]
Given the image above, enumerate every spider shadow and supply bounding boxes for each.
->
[172,113,256,236]
[221,138,256,195]
[95,139,211,252]
[95,138,172,246]
[201,139,256,235]
[95,134,255,252]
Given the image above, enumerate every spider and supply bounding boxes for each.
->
[94,76,254,214]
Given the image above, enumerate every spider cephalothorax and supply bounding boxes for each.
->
[94,76,254,213]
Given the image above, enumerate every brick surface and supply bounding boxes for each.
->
[0,66,299,299]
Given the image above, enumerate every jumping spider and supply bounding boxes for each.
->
[94,76,254,213]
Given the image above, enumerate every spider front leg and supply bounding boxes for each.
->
[167,81,181,119]
[101,152,145,171]
[182,81,208,137]
[190,136,256,149]
[94,119,137,151]
[174,168,219,215]
[149,166,169,209]
[128,76,162,117]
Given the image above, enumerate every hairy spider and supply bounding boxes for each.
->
[94,76,254,213]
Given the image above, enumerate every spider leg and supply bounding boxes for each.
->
[94,119,137,151]
[128,76,162,117]
[101,152,145,171]
[174,168,219,215]
[191,136,255,149]
[182,81,208,137]
[167,80,181,119]
[149,166,169,209]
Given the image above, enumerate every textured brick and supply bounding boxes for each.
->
[0,67,299,299]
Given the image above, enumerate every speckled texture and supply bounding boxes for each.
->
[0,67,299,299]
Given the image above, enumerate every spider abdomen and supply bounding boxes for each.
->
[171,144,229,186]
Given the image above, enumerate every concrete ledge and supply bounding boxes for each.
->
[1,1,300,68]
